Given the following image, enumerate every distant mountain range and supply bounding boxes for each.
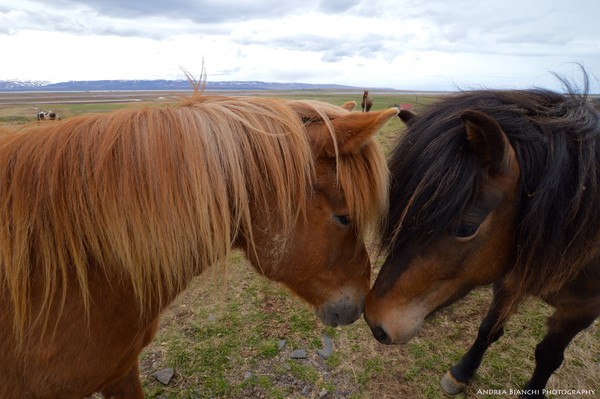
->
[0,79,378,92]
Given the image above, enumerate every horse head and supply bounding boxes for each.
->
[247,103,398,326]
[365,106,520,343]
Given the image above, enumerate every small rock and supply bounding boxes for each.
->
[244,371,253,380]
[317,334,333,359]
[289,349,307,359]
[319,390,328,398]
[278,339,287,350]
[207,314,217,322]
[283,363,291,370]
[152,368,174,385]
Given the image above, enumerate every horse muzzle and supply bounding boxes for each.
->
[365,318,421,345]
[363,302,425,344]
[315,297,364,327]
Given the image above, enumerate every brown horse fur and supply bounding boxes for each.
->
[0,95,398,398]
[365,77,600,396]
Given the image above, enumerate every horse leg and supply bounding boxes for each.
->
[100,361,144,399]
[520,308,598,399]
[100,316,160,399]
[441,282,513,395]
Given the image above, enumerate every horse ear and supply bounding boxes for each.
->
[398,109,415,125]
[340,101,356,111]
[316,107,398,157]
[461,110,511,174]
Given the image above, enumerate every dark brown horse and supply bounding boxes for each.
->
[361,90,373,112]
[0,95,398,398]
[365,79,600,398]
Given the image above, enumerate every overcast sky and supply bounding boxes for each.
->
[1,0,599,91]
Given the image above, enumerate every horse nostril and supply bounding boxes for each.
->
[371,325,392,345]
[331,312,340,327]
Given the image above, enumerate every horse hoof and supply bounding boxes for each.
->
[440,371,466,395]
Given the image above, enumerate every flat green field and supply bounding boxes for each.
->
[1,91,598,399]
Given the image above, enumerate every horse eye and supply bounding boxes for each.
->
[449,223,479,238]
[334,214,351,226]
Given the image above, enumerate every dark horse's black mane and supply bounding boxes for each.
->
[383,76,600,301]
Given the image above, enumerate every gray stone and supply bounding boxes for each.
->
[278,339,286,350]
[152,368,174,385]
[244,371,253,380]
[289,349,307,359]
[317,334,333,359]
[319,389,328,398]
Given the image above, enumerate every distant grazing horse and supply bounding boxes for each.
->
[361,90,373,112]
[0,95,398,398]
[35,109,59,121]
[365,83,600,398]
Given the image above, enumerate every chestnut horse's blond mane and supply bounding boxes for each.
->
[0,95,387,342]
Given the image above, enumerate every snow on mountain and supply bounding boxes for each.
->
[0,80,52,91]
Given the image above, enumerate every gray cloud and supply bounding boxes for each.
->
[234,30,391,60]
[2,0,326,39]
[317,0,362,13]
[50,0,316,23]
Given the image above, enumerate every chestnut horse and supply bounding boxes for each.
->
[0,96,398,398]
[365,82,600,398]
[361,90,373,112]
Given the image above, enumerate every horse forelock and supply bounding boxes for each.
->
[285,99,389,235]
[0,95,316,343]
[384,85,600,310]
[382,103,481,255]
[338,136,389,235]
